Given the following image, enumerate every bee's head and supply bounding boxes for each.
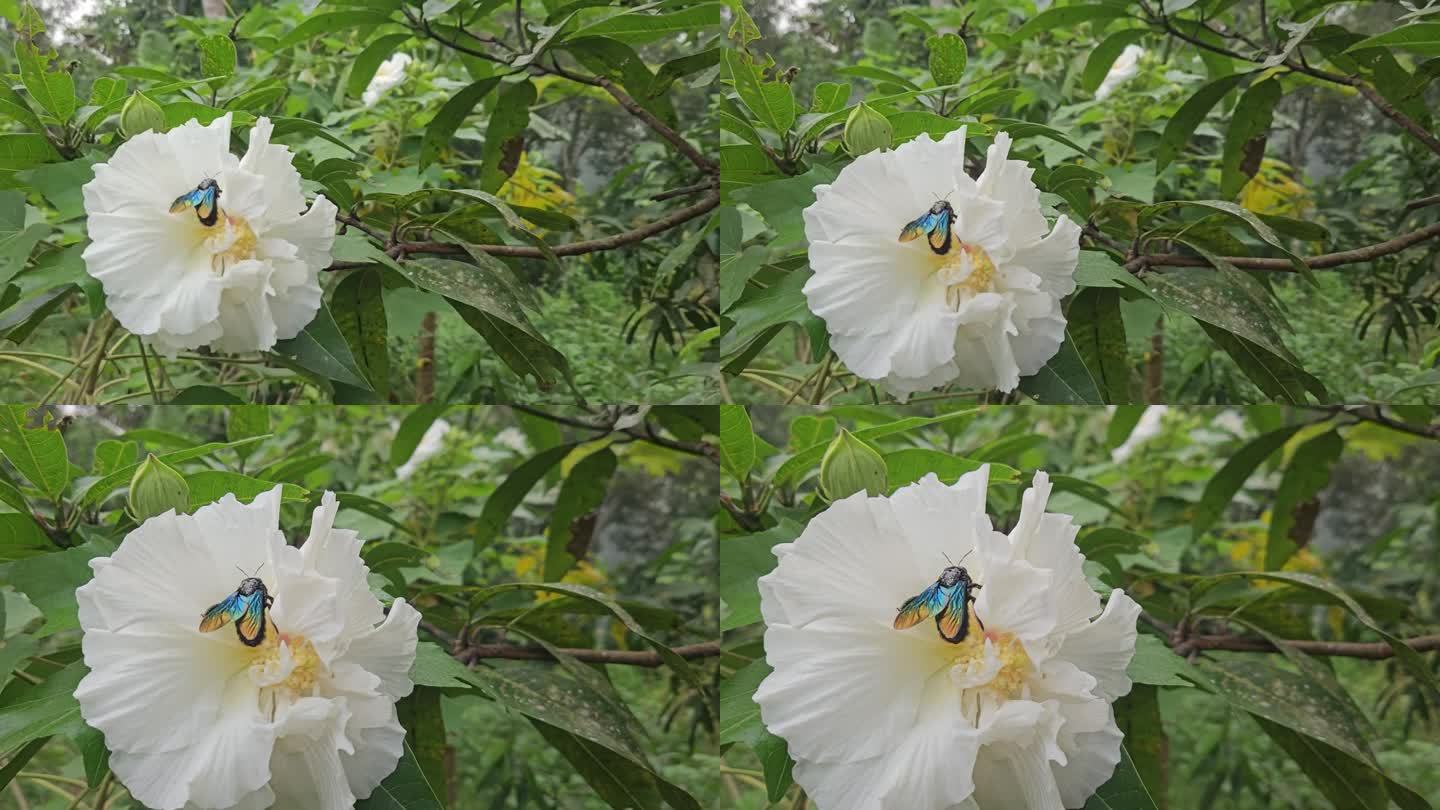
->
[238,577,264,594]
[938,566,966,587]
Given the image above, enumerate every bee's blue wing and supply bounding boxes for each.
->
[926,206,952,252]
[935,585,972,642]
[235,590,267,645]
[898,210,940,243]
[199,590,245,633]
[193,184,218,223]
[894,582,950,630]
[170,187,205,214]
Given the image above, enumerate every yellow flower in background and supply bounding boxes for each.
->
[499,152,577,234]
[1240,159,1314,221]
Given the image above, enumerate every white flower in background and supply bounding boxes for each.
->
[363,53,412,107]
[755,468,1140,810]
[82,113,338,356]
[802,128,1081,400]
[1095,45,1144,100]
[493,426,531,455]
[75,488,420,810]
[396,418,452,479]
[1111,405,1168,462]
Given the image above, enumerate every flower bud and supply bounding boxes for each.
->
[818,429,887,500]
[127,454,188,521]
[119,91,165,138]
[843,102,892,156]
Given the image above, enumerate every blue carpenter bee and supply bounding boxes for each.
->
[199,565,273,647]
[169,178,221,227]
[893,552,984,643]
[898,199,955,255]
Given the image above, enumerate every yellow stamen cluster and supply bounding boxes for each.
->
[932,242,998,310]
[946,607,1033,699]
[205,214,258,274]
[253,628,325,697]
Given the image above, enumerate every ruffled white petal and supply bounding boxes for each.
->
[1055,590,1142,701]
[75,488,418,810]
[755,472,1138,810]
[81,113,335,355]
[802,127,1081,396]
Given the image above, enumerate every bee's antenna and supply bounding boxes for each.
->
[957,549,974,564]
[235,564,247,577]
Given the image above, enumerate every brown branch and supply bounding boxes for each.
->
[653,179,719,201]
[1404,194,1440,214]
[408,18,714,174]
[1304,404,1440,440]
[460,640,720,667]
[326,191,717,270]
[1127,221,1440,273]
[1148,10,1440,158]
[1144,610,1440,659]
[1180,633,1440,659]
[507,403,718,461]
[394,190,718,260]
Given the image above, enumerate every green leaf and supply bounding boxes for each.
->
[479,79,535,193]
[390,405,448,469]
[1066,287,1132,404]
[475,443,576,547]
[772,410,978,487]
[0,735,47,791]
[16,42,76,122]
[0,405,69,499]
[883,448,1018,491]
[0,82,43,132]
[397,687,446,804]
[1147,269,1298,362]
[1192,423,1304,538]
[720,520,801,631]
[722,48,795,133]
[409,642,480,690]
[1253,717,1390,810]
[418,76,501,169]
[347,33,412,99]
[727,164,837,248]
[168,385,245,404]
[719,658,794,800]
[1083,29,1149,93]
[1010,4,1133,42]
[926,33,967,85]
[565,3,720,45]
[810,81,850,113]
[1083,742,1161,810]
[87,76,126,108]
[272,304,375,391]
[0,662,86,753]
[330,268,390,396]
[226,405,269,465]
[354,741,443,810]
[545,448,616,580]
[1199,572,1440,704]
[0,513,53,561]
[76,435,269,510]
[719,405,755,480]
[272,11,397,50]
[1145,199,1310,279]
[72,725,108,787]
[450,297,572,389]
[198,35,237,90]
[1126,635,1199,687]
[1221,78,1280,199]
[185,471,306,509]
[721,269,812,354]
[1200,324,1327,404]
[1019,335,1106,404]
[0,541,112,636]
[1346,22,1440,55]
[1156,73,1245,171]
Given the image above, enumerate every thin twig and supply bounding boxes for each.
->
[1143,610,1440,659]
[460,640,720,667]
[1127,221,1440,273]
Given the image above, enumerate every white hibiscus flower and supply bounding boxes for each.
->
[82,113,338,356]
[363,53,412,107]
[802,128,1081,400]
[74,488,421,810]
[755,468,1141,810]
[1095,45,1145,100]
